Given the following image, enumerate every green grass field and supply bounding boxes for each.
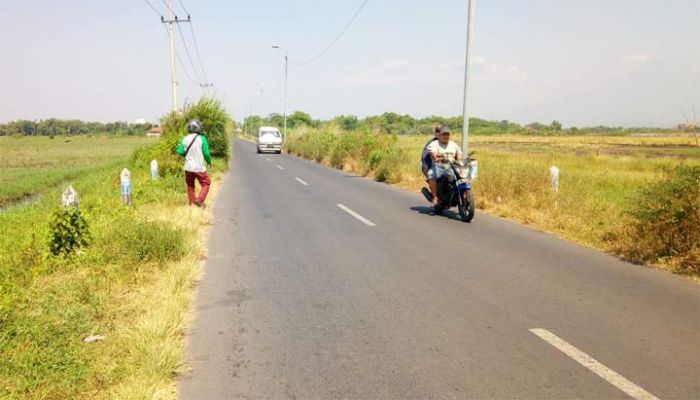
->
[286,128,700,274]
[0,136,154,207]
[0,136,225,399]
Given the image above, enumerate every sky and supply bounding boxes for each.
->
[1,0,698,127]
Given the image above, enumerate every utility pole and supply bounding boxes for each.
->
[249,102,253,136]
[283,54,288,142]
[272,45,288,141]
[161,1,191,113]
[461,0,476,154]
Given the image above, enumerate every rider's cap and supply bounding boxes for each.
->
[439,126,451,134]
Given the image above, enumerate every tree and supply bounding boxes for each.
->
[334,115,359,131]
[288,111,313,128]
[551,120,562,131]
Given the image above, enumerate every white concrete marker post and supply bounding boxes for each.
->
[550,165,560,192]
[150,159,159,180]
[61,185,79,208]
[120,168,133,206]
[550,165,560,209]
[469,159,479,180]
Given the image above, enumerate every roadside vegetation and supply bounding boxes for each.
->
[0,98,231,398]
[285,124,699,276]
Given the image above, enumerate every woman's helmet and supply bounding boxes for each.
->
[187,119,203,133]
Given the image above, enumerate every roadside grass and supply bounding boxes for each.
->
[0,136,152,207]
[0,137,226,399]
[286,127,699,275]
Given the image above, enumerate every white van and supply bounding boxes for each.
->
[257,127,283,154]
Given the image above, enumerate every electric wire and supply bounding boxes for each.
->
[142,0,164,17]
[290,0,370,66]
[173,0,212,87]
[187,24,211,85]
[161,24,201,90]
[176,0,190,16]
[176,22,205,84]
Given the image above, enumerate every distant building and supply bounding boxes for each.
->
[146,126,162,138]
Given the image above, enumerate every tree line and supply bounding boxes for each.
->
[0,119,154,137]
[242,111,697,136]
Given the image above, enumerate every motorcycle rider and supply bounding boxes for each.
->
[427,125,463,205]
[421,125,442,178]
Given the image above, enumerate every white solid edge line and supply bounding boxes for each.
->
[337,204,376,227]
[295,177,309,186]
[529,329,659,400]
[276,164,284,170]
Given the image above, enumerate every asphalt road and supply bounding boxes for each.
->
[179,139,700,399]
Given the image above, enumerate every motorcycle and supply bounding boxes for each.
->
[432,152,477,222]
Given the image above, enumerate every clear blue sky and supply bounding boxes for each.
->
[1,0,698,127]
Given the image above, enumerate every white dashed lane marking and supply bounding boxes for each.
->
[336,204,376,227]
[530,328,659,400]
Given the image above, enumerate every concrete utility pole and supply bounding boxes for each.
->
[272,45,288,141]
[461,0,476,154]
[161,0,191,113]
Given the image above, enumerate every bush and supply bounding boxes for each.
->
[48,208,91,257]
[138,97,231,178]
[374,148,408,183]
[623,165,700,273]
[184,98,231,160]
[368,150,385,171]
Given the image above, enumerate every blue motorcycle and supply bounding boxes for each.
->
[433,154,477,222]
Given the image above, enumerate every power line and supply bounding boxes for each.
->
[187,24,211,85]
[160,24,200,90]
[176,0,190,16]
[173,0,212,87]
[176,22,204,84]
[290,0,370,66]
[142,0,164,17]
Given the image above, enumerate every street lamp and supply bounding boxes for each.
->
[461,0,476,154]
[271,45,288,142]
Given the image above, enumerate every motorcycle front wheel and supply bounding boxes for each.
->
[458,190,475,222]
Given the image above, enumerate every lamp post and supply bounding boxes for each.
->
[271,45,288,141]
[461,0,476,154]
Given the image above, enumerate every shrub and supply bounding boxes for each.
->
[48,208,91,257]
[184,98,231,160]
[368,150,385,171]
[330,132,360,168]
[623,165,700,273]
[139,97,231,178]
[374,148,408,183]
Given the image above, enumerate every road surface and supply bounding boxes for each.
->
[179,139,700,399]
